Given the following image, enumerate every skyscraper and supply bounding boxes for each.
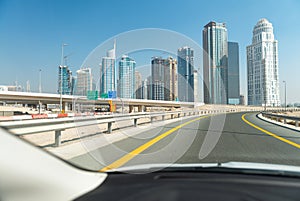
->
[228,42,240,104]
[177,46,194,102]
[151,57,177,101]
[135,71,142,99]
[76,68,92,96]
[247,18,280,106]
[100,41,116,97]
[57,65,72,95]
[203,21,228,104]
[118,55,136,99]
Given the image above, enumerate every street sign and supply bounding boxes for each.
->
[108,91,117,98]
[100,93,108,98]
[87,90,98,100]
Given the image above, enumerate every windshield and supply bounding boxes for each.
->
[1,0,300,175]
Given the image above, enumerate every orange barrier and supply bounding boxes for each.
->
[57,113,68,118]
[31,114,48,119]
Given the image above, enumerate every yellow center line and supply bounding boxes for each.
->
[99,115,209,172]
[242,113,300,149]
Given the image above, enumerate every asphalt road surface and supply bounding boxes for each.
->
[69,112,300,171]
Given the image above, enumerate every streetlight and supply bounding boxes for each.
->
[60,43,68,113]
[283,80,287,112]
[39,69,42,93]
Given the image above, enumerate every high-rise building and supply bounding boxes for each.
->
[228,42,240,104]
[168,57,178,101]
[141,79,148,99]
[151,57,177,101]
[177,46,194,102]
[100,41,116,96]
[203,21,228,104]
[147,75,152,100]
[247,19,280,106]
[118,55,136,99]
[58,65,72,95]
[135,71,142,99]
[76,68,92,96]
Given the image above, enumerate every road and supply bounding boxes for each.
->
[69,112,300,171]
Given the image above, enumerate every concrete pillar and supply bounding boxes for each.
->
[55,130,62,147]
[62,102,67,113]
[107,122,112,133]
[138,105,143,112]
[151,117,154,123]
[129,105,134,113]
[134,119,138,127]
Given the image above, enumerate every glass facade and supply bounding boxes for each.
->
[177,47,194,102]
[203,21,228,104]
[100,54,116,95]
[57,65,72,95]
[151,57,177,101]
[228,42,240,104]
[118,55,136,99]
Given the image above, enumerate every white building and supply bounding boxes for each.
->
[247,18,280,106]
[76,68,92,96]
[118,55,136,99]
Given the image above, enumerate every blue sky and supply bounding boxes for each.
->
[0,0,300,103]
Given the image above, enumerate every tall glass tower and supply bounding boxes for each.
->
[247,19,280,106]
[177,46,194,102]
[228,42,240,104]
[58,65,72,95]
[100,41,116,96]
[118,55,136,99]
[203,21,228,104]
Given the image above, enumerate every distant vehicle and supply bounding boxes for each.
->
[94,104,111,112]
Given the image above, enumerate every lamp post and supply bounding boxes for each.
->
[283,80,286,112]
[39,69,42,93]
[60,43,68,113]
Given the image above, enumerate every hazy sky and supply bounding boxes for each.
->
[0,0,299,103]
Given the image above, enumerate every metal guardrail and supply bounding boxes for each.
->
[261,112,300,127]
[0,108,261,147]
[0,111,203,147]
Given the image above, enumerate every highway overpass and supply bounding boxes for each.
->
[0,91,199,112]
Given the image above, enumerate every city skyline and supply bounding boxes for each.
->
[1,0,300,103]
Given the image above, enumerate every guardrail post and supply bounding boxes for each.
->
[171,114,174,119]
[184,113,186,117]
[151,117,154,123]
[284,119,287,124]
[55,130,62,147]
[134,118,138,127]
[296,121,299,127]
[162,115,165,121]
[107,122,112,133]
[178,113,180,118]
